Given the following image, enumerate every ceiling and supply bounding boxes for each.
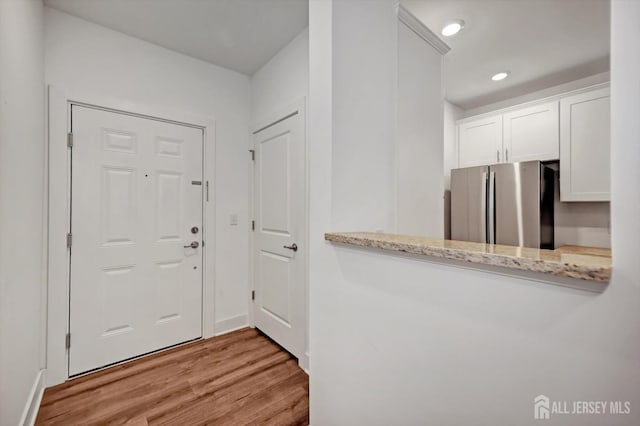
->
[44,0,309,76]
[402,0,610,110]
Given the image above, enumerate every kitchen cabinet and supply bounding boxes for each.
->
[457,102,559,168]
[457,114,503,167]
[560,87,610,201]
[456,87,609,202]
[503,101,559,162]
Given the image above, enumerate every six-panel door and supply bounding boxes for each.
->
[69,105,203,375]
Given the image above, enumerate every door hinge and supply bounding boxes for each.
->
[249,149,255,161]
[67,132,73,148]
[65,333,71,349]
[66,232,72,249]
[251,220,255,231]
[251,290,255,301]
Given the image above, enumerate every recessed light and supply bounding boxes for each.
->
[491,71,510,81]
[441,20,465,37]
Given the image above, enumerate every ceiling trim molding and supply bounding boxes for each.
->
[397,4,450,55]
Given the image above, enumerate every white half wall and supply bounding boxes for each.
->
[251,28,309,126]
[44,8,251,333]
[0,1,46,424]
[308,0,640,424]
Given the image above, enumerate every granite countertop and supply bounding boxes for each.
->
[324,232,611,283]
[553,245,612,258]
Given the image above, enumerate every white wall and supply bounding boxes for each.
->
[0,1,45,424]
[44,8,251,330]
[443,100,463,239]
[443,100,464,190]
[396,21,444,238]
[331,0,398,233]
[250,28,309,126]
[555,200,611,249]
[308,1,640,425]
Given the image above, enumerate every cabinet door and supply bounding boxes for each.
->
[458,115,503,167]
[560,87,610,201]
[503,101,559,162]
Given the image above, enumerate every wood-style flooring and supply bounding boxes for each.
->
[36,328,309,425]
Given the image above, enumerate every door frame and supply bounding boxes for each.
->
[249,98,309,371]
[46,85,217,386]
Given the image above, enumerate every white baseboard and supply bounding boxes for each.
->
[19,369,46,426]
[300,351,310,374]
[214,314,249,336]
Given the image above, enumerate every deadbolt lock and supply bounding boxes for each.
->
[191,226,199,234]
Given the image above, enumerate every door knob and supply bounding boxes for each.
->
[184,241,199,249]
[283,243,298,252]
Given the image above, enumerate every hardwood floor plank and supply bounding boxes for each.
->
[188,347,292,395]
[43,328,261,404]
[203,371,309,426]
[148,359,302,425]
[35,328,308,426]
[250,386,309,426]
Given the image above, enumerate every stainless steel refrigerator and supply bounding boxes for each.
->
[450,160,556,249]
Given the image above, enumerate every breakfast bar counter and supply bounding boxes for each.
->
[325,232,611,283]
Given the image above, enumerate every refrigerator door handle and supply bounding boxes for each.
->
[488,171,496,244]
[481,172,487,243]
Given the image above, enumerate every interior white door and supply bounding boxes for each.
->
[253,111,305,359]
[69,105,203,376]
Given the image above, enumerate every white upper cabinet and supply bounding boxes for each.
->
[456,86,609,202]
[458,114,503,167]
[560,87,610,201]
[503,101,559,162]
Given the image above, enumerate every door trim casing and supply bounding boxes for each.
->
[249,97,309,371]
[46,85,217,386]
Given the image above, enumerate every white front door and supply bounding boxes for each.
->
[253,111,305,359]
[69,105,203,376]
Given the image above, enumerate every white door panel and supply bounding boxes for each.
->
[260,251,292,323]
[70,106,203,375]
[253,112,305,359]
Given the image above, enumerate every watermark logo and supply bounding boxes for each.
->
[533,395,631,420]
[534,395,550,420]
